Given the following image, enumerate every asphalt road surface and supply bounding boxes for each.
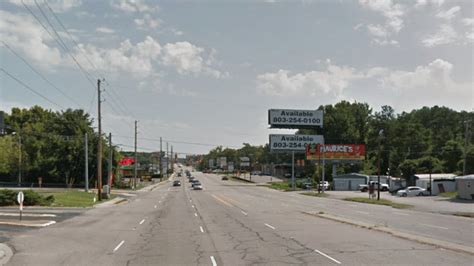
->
[6,170,474,265]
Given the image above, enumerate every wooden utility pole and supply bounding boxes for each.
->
[85,133,88,192]
[108,133,113,187]
[160,137,163,181]
[97,79,102,201]
[134,120,138,189]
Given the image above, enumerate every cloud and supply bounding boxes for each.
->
[435,6,461,20]
[422,24,458,47]
[415,0,445,8]
[367,24,389,38]
[134,14,161,30]
[359,0,405,45]
[111,0,159,13]
[256,60,364,97]
[462,18,474,26]
[161,42,224,78]
[7,0,82,13]
[0,10,62,66]
[96,27,115,34]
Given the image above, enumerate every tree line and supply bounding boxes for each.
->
[198,101,473,179]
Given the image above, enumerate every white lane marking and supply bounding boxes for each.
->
[393,212,408,216]
[200,226,204,233]
[192,205,195,208]
[113,240,125,253]
[194,213,198,217]
[154,205,157,209]
[420,223,449,230]
[241,211,248,216]
[314,249,341,264]
[210,256,217,266]
[41,221,56,227]
[355,211,369,215]
[0,212,56,217]
[264,223,276,230]
[139,219,145,225]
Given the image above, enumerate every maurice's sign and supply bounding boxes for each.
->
[306,144,365,161]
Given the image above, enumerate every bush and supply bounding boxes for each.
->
[0,189,54,206]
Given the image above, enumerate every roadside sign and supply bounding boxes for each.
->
[268,109,323,128]
[17,191,24,205]
[269,134,323,152]
[306,144,365,161]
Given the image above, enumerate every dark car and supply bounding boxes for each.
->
[173,180,181,187]
[191,180,200,186]
[188,176,195,182]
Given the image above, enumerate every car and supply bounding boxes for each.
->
[177,173,182,177]
[172,180,181,186]
[188,177,195,182]
[192,181,201,188]
[302,182,313,190]
[193,184,203,190]
[222,176,229,180]
[359,181,389,192]
[397,186,429,197]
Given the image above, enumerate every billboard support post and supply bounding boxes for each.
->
[291,151,295,191]
[322,137,325,193]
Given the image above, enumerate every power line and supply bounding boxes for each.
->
[113,135,240,148]
[1,40,82,108]
[0,67,65,109]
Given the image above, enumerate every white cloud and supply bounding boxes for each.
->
[256,61,364,97]
[161,42,224,78]
[367,24,389,38]
[353,23,364,30]
[359,0,405,32]
[96,27,115,34]
[7,0,82,13]
[462,18,474,26]
[422,24,458,47]
[0,10,62,66]
[111,0,159,13]
[134,14,161,30]
[415,0,445,8]
[435,6,461,20]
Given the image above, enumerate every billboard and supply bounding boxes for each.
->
[240,157,250,167]
[219,157,227,168]
[269,134,324,152]
[268,109,323,128]
[306,144,365,161]
[208,159,215,168]
[228,162,234,172]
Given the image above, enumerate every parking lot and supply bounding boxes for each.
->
[323,190,474,215]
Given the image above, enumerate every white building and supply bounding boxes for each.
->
[415,173,456,195]
[333,173,369,191]
[455,175,474,200]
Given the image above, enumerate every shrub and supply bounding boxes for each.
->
[0,189,54,206]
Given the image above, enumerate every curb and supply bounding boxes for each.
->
[303,211,474,255]
[94,197,126,208]
[0,220,56,228]
[0,243,13,266]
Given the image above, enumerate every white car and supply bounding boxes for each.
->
[397,186,429,197]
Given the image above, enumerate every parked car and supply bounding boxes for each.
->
[359,181,389,192]
[317,181,330,190]
[302,182,313,190]
[397,186,429,197]
[172,180,181,187]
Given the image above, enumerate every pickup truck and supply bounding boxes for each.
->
[359,181,389,192]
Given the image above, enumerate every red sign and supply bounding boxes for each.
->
[306,144,365,161]
[119,157,135,166]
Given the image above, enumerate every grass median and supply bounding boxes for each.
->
[344,197,413,209]
[301,192,330,197]
[261,182,302,191]
[38,191,116,207]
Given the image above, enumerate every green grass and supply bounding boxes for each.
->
[38,191,116,207]
[344,197,413,209]
[266,182,301,191]
[301,192,330,197]
[439,192,458,198]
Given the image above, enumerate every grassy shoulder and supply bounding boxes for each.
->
[439,192,458,198]
[344,197,413,209]
[301,192,330,197]
[38,191,116,207]
[264,182,302,191]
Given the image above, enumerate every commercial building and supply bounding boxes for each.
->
[455,175,474,200]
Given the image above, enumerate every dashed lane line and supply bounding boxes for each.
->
[314,249,341,264]
[200,226,204,233]
[113,240,125,253]
[241,211,248,216]
[264,223,276,230]
[210,256,217,266]
[420,223,449,230]
[139,219,145,225]
[194,213,198,217]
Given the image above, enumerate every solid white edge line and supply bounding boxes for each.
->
[241,211,248,216]
[200,226,204,233]
[264,223,275,230]
[420,223,449,230]
[139,219,145,225]
[41,221,56,227]
[0,212,56,217]
[314,249,341,264]
[113,240,125,253]
[210,255,217,266]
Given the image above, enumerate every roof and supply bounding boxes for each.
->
[455,175,474,180]
[414,173,456,180]
[333,173,369,179]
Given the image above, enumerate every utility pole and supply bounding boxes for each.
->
[160,137,163,181]
[171,145,174,170]
[18,133,22,187]
[291,151,295,191]
[134,120,138,189]
[97,79,102,201]
[108,133,113,187]
[85,133,89,192]
[166,142,169,178]
[463,120,471,176]
[377,129,384,201]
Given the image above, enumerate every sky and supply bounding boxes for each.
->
[1,0,473,155]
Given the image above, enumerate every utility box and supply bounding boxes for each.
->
[102,185,111,199]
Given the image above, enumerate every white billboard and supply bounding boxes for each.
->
[269,134,324,151]
[219,157,227,168]
[228,162,234,172]
[208,159,215,168]
[268,109,323,128]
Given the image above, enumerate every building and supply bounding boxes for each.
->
[333,173,369,191]
[414,173,456,195]
[455,175,474,200]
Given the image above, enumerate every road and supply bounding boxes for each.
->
[5,170,474,265]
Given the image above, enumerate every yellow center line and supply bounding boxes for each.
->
[211,194,234,208]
